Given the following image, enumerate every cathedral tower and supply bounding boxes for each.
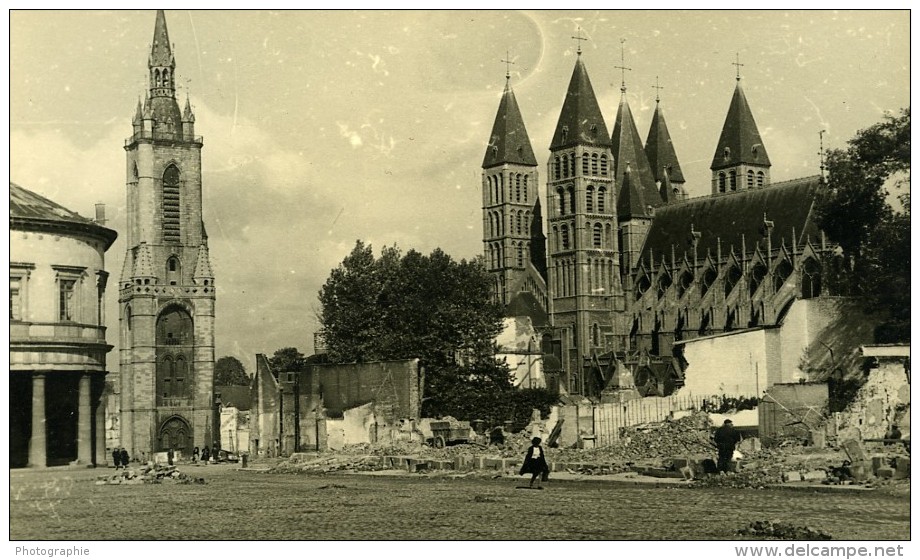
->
[481,73,542,306]
[119,10,216,460]
[710,71,771,194]
[644,87,686,203]
[546,52,621,393]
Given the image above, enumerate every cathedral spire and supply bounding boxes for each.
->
[710,72,771,192]
[144,10,182,133]
[618,164,648,218]
[550,56,609,150]
[612,90,660,215]
[644,83,685,186]
[482,78,537,168]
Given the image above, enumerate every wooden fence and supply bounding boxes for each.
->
[592,394,723,447]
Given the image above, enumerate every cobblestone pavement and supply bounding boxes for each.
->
[9,464,910,541]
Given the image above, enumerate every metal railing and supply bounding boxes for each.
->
[125,130,203,146]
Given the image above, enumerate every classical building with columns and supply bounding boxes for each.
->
[10,182,118,468]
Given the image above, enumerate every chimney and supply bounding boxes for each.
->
[94,203,107,225]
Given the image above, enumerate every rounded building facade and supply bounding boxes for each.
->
[9,182,117,468]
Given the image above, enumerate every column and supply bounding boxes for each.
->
[77,374,93,465]
[95,388,107,466]
[28,374,46,468]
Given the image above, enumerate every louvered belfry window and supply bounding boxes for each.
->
[163,165,181,243]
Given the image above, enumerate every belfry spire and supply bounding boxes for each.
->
[645,78,685,189]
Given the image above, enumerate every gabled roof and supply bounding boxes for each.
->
[550,57,610,150]
[9,182,117,249]
[645,101,685,183]
[505,291,549,328]
[711,82,771,170]
[639,176,823,266]
[612,94,661,214]
[482,81,537,167]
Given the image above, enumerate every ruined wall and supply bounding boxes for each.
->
[303,359,420,421]
[836,356,910,440]
[759,382,829,445]
[679,329,770,397]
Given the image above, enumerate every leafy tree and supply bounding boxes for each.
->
[816,107,910,341]
[318,241,516,417]
[214,356,249,386]
[268,347,306,373]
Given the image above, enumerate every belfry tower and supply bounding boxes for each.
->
[119,10,216,460]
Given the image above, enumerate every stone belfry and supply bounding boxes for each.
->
[119,10,216,460]
[481,63,541,305]
[546,44,622,393]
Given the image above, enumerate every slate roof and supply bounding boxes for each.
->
[9,182,117,249]
[150,10,174,69]
[711,82,771,170]
[612,94,662,216]
[482,81,537,167]
[550,57,610,150]
[639,176,823,266]
[505,291,549,328]
[617,165,649,219]
[645,101,685,183]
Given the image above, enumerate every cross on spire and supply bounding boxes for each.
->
[500,49,516,81]
[571,27,588,55]
[652,75,664,103]
[818,129,827,179]
[614,38,631,93]
[732,52,744,81]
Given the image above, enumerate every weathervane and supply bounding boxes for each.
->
[652,75,664,103]
[732,52,744,81]
[614,38,631,93]
[571,27,588,56]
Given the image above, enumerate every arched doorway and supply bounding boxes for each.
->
[159,416,192,455]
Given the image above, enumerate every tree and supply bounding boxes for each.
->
[214,356,249,386]
[318,241,513,417]
[268,347,306,373]
[816,107,910,341]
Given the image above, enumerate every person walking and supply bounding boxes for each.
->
[112,448,121,469]
[713,419,742,473]
[519,437,550,488]
[119,447,130,469]
[193,446,200,463]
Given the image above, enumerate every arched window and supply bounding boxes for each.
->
[592,324,600,347]
[524,210,531,234]
[561,154,569,178]
[586,186,594,213]
[569,153,576,177]
[597,187,606,213]
[517,244,524,267]
[729,170,737,191]
[747,170,755,189]
[166,256,181,286]
[591,153,599,176]
[156,305,193,401]
[554,157,561,180]
[516,211,523,235]
[162,165,181,243]
[600,154,608,176]
[801,258,822,298]
[523,176,528,201]
[701,267,717,297]
[657,273,672,299]
[561,224,570,250]
[515,174,522,201]
[724,264,742,296]
[757,171,765,187]
[557,187,566,215]
[154,69,161,87]
[773,259,794,293]
[677,271,694,299]
[750,262,767,296]
[163,69,170,88]
[718,172,726,193]
[582,153,590,176]
[568,187,576,216]
[552,226,559,252]
[593,223,602,247]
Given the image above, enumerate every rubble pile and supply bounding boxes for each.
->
[738,520,833,540]
[271,454,387,474]
[96,464,205,485]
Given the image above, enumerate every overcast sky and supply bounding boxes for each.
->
[8,10,910,373]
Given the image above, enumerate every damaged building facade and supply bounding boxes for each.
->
[249,354,421,455]
[482,49,858,399]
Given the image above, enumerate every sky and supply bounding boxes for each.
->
[7,9,911,373]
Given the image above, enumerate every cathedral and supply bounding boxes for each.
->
[118,10,217,460]
[482,48,830,398]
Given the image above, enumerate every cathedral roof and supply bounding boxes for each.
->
[711,81,771,170]
[9,182,117,249]
[550,57,610,150]
[645,100,685,184]
[612,94,661,216]
[639,176,823,266]
[482,81,537,168]
[505,291,549,328]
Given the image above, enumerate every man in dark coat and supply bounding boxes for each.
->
[713,419,742,473]
[519,437,550,488]
[112,448,121,469]
[119,448,130,468]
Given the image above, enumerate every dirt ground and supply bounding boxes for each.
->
[9,459,910,541]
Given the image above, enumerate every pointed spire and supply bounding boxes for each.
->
[133,98,143,124]
[550,56,610,150]
[612,92,660,211]
[645,88,685,185]
[150,10,174,69]
[183,95,195,122]
[133,242,156,279]
[710,80,771,170]
[194,243,214,280]
[617,164,648,219]
[482,80,537,167]
[659,166,676,205]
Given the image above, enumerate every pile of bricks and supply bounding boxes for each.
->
[738,520,833,540]
[95,464,205,485]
